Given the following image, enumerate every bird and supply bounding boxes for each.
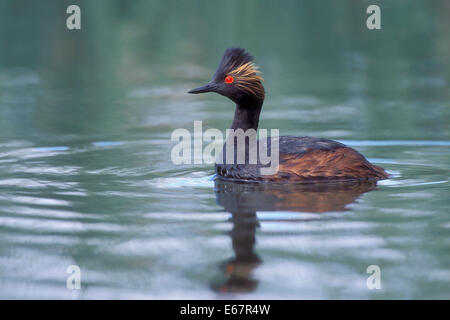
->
[188,47,389,183]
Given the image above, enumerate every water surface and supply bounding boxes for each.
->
[0,0,449,299]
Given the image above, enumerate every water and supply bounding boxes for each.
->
[0,0,449,299]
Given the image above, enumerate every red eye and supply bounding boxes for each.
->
[225,76,234,84]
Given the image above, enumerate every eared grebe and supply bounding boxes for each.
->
[189,47,388,182]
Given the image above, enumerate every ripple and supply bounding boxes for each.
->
[8,165,80,176]
[148,174,215,189]
[2,205,99,220]
[0,195,71,206]
[379,179,449,187]
[259,235,385,249]
[0,216,123,233]
[0,179,78,190]
[0,146,69,160]
[92,141,124,147]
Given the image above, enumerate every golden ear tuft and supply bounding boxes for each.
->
[229,62,263,82]
[228,62,265,99]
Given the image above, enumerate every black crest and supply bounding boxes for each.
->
[214,47,254,78]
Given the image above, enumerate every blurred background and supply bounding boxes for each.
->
[0,0,449,299]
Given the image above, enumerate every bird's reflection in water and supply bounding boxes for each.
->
[212,179,377,293]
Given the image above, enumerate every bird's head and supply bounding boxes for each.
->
[189,47,265,104]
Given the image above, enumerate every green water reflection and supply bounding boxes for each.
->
[0,0,449,299]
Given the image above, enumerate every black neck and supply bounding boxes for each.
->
[230,97,263,131]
